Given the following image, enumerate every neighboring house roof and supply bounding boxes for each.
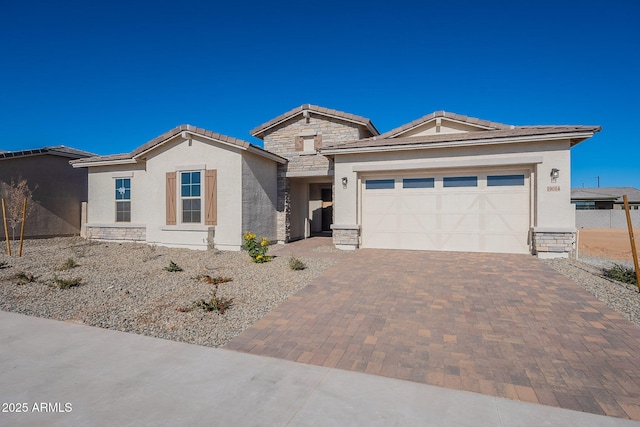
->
[71,124,287,167]
[321,111,601,154]
[250,104,379,138]
[571,187,640,203]
[378,110,512,138]
[0,145,95,160]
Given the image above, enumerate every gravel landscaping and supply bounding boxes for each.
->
[544,257,640,327]
[0,237,344,347]
[2,237,639,348]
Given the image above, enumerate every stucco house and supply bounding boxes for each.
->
[72,105,600,258]
[0,146,93,239]
[71,126,285,250]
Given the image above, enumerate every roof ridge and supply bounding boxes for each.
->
[378,110,512,139]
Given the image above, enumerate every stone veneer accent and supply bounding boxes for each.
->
[86,225,146,242]
[531,228,575,258]
[263,114,372,242]
[331,225,360,249]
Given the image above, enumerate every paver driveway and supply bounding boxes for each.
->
[226,249,640,421]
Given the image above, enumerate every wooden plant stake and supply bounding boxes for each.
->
[623,194,640,292]
[18,197,27,257]
[1,198,10,256]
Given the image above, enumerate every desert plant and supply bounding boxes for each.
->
[603,264,638,286]
[57,257,78,271]
[1,177,36,241]
[164,260,183,272]
[193,274,232,285]
[15,271,37,283]
[179,286,234,314]
[243,232,271,263]
[288,256,306,271]
[52,276,82,289]
[0,261,9,269]
[193,290,234,313]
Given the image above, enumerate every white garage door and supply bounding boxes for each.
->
[361,170,531,254]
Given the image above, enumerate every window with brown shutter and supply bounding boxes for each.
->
[294,136,303,151]
[205,169,217,225]
[314,134,322,150]
[166,172,177,225]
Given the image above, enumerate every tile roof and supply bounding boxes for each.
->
[0,145,95,160]
[71,124,285,166]
[378,111,512,138]
[321,125,601,152]
[250,104,379,138]
[571,187,640,203]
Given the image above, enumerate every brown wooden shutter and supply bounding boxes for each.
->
[314,134,322,150]
[166,172,177,225]
[294,136,303,151]
[205,169,217,225]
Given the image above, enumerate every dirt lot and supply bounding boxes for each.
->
[578,228,640,261]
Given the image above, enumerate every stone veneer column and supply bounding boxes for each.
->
[531,227,576,259]
[331,225,360,250]
[276,164,291,243]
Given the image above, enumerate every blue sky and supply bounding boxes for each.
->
[2,0,638,189]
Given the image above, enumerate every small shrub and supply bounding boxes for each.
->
[603,264,638,286]
[0,261,10,269]
[288,256,306,271]
[53,276,82,289]
[15,271,37,284]
[180,287,234,314]
[57,258,78,271]
[243,232,272,263]
[194,274,232,285]
[164,261,183,272]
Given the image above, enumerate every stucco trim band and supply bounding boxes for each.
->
[352,156,544,173]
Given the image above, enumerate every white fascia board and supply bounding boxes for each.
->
[71,158,137,168]
[252,111,376,137]
[351,156,544,173]
[322,131,595,155]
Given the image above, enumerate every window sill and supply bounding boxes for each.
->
[160,225,215,232]
[86,223,145,228]
[298,151,318,156]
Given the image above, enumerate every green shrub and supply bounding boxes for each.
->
[57,258,78,271]
[603,264,637,285]
[53,276,82,289]
[164,261,183,272]
[288,256,306,271]
[243,232,271,263]
[179,287,234,314]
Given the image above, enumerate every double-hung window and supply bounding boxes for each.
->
[115,178,131,222]
[181,171,201,223]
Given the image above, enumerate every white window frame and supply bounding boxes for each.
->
[180,170,203,224]
[115,178,131,222]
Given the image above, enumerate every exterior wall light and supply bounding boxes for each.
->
[341,177,348,188]
[551,168,560,182]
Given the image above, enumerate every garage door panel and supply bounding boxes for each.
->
[361,171,530,254]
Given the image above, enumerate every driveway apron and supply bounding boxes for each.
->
[226,249,640,421]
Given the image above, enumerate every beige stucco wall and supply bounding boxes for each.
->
[332,139,574,232]
[399,120,489,137]
[241,151,278,241]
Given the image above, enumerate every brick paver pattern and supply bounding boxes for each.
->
[226,249,640,420]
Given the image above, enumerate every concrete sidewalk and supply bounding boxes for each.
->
[0,311,637,427]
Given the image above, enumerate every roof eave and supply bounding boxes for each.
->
[321,131,598,155]
[71,158,138,168]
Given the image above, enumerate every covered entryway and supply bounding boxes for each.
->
[360,168,531,253]
[289,179,333,240]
